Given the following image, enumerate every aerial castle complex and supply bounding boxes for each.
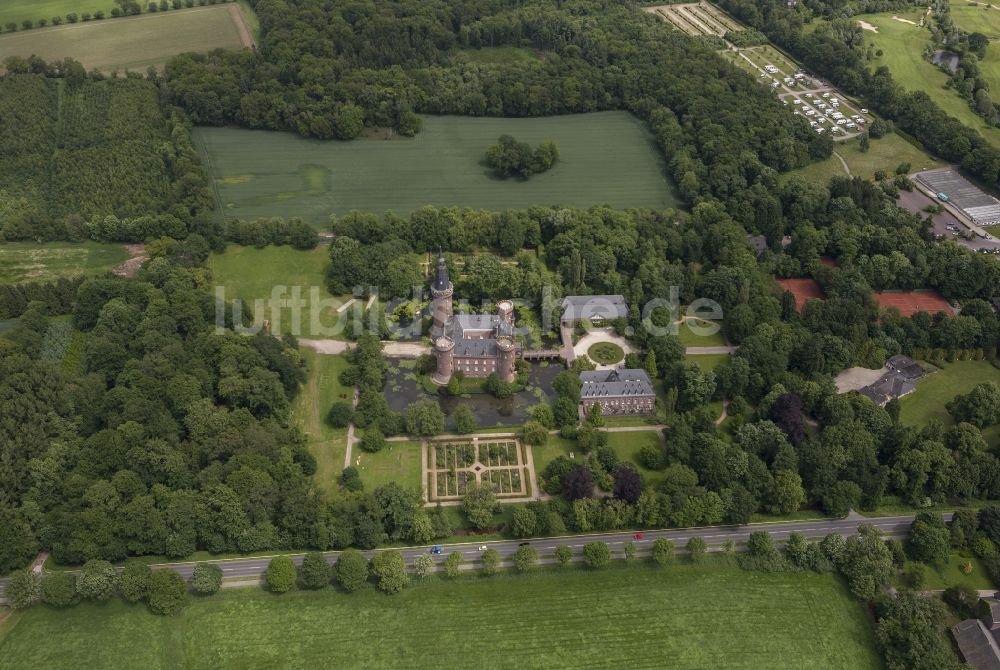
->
[430,254,518,386]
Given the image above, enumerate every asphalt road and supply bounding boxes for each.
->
[0,513,934,600]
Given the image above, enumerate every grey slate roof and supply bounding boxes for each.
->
[952,619,1000,670]
[453,338,499,358]
[454,314,498,334]
[886,354,925,380]
[580,369,655,399]
[561,295,628,322]
[859,370,916,406]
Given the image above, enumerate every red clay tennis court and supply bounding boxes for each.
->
[873,290,954,316]
[775,278,825,312]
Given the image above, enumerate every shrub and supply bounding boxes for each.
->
[335,549,369,592]
[513,545,539,572]
[359,427,386,453]
[21,20,33,30]
[147,570,188,615]
[66,13,78,22]
[686,536,706,562]
[326,400,354,427]
[652,538,673,565]
[37,18,47,27]
[481,548,500,575]
[42,572,78,607]
[5,23,16,32]
[118,562,152,603]
[76,560,117,601]
[555,545,573,566]
[583,542,611,569]
[82,12,92,20]
[299,552,332,589]
[341,466,363,492]
[370,551,409,594]
[51,16,62,25]
[4,570,41,609]
[94,10,105,18]
[444,551,463,578]
[266,556,297,593]
[191,563,223,595]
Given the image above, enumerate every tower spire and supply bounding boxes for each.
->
[432,249,450,292]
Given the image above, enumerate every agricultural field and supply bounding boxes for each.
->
[207,245,354,338]
[194,112,677,226]
[899,360,1000,445]
[0,5,253,73]
[643,2,744,38]
[0,0,112,27]
[782,132,944,185]
[860,12,1000,148]
[0,241,128,284]
[289,349,351,497]
[0,564,882,669]
[353,440,423,491]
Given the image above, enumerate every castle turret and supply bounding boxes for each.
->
[496,336,516,384]
[497,300,513,325]
[430,252,453,337]
[432,336,455,385]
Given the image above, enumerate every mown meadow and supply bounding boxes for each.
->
[0,564,881,669]
[195,111,677,226]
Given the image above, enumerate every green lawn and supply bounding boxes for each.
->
[949,1,1000,38]
[354,440,423,491]
[861,13,1000,148]
[605,431,668,487]
[208,244,354,338]
[677,317,726,347]
[0,5,249,72]
[687,353,730,373]
[898,553,995,591]
[587,341,625,365]
[899,360,1000,445]
[289,349,351,497]
[0,241,128,284]
[0,565,881,669]
[783,132,944,185]
[195,112,678,226]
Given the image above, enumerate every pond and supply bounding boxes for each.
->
[383,360,562,429]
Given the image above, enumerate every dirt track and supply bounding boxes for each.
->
[228,2,255,49]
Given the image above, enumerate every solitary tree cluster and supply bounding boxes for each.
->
[485,136,559,179]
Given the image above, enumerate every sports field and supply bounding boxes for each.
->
[872,290,953,316]
[775,278,825,312]
[860,13,1000,148]
[0,5,252,72]
[208,245,354,338]
[194,112,677,225]
[0,241,128,284]
[0,565,881,669]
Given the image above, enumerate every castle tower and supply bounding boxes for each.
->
[432,336,455,386]
[430,252,453,338]
[496,336,516,384]
[497,300,514,325]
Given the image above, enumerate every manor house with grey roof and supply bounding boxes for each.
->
[579,368,656,416]
[430,254,518,386]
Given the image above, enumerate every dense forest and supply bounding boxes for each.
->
[164,0,830,232]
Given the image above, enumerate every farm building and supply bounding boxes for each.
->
[914,168,1000,227]
[561,295,628,325]
[579,368,656,417]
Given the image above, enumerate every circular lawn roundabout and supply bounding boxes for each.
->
[587,342,625,366]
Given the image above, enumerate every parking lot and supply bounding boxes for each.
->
[896,187,1000,254]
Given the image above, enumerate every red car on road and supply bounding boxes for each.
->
[632,533,645,541]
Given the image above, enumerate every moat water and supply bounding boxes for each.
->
[383,360,561,429]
